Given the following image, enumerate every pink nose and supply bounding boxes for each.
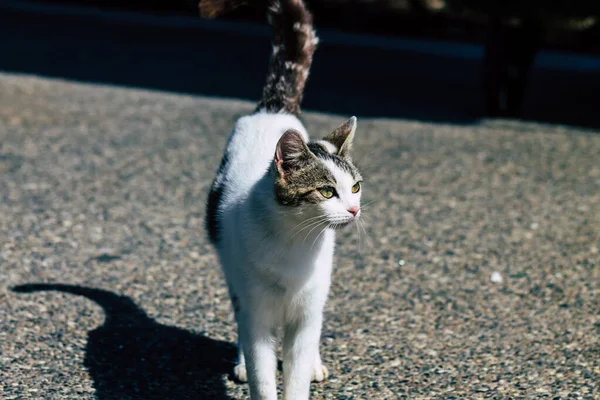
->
[348,207,360,216]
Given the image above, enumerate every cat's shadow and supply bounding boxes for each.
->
[12,283,236,400]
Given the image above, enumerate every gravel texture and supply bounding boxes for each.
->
[1,73,599,399]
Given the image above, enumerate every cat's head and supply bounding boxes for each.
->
[273,116,362,229]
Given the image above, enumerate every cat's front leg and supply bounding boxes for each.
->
[239,317,278,400]
[233,337,247,382]
[311,351,329,382]
[282,314,323,400]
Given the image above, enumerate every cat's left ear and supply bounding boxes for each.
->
[322,116,357,159]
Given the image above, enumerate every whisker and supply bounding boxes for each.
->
[358,220,374,249]
[358,214,371,223]
[302,220,328,246]
[290,215,330,238]
[290,214,328,232]
[360,200,378,208]
[357,204,376,213]
[356,219,362,254]
[291,217,326,236]
[292,219,329,242]
[311,223,331,250]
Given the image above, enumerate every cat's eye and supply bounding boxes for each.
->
[318,186,335,199]
[352,182,361,193]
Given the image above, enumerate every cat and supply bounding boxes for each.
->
[201,0,363,399]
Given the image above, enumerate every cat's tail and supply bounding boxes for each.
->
[199,0,318,116]
[257,0,318,115]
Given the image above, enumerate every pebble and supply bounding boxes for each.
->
[490,272,503,284]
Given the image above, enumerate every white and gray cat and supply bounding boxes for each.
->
[202,0,363,399]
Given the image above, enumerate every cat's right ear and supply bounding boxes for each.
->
[275,130,313,179]
[322,116,357,159]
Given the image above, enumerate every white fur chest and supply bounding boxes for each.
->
[220,203,335,292]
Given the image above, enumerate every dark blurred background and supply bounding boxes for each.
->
[22,0,600,51]
[1,0,599,127]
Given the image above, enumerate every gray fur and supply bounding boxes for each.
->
[256,0,318,116]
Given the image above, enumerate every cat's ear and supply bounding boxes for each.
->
[322,116,357,158]
[274,130,314,178]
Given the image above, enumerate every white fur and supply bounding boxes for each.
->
[320,159,361,225]
[212,112,360,400]
[316,140,337,154]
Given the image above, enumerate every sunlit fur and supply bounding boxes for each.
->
[206,111,362,400]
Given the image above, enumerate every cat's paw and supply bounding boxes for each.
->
[311,363,329,382]
[233,363,248,382]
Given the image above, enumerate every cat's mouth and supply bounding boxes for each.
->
[330,219,356,229]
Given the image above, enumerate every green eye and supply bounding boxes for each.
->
[318,186,335,199]
[352,182,361,193]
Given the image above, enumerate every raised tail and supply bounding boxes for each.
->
[257,0,318,115]
[199,0,318,116]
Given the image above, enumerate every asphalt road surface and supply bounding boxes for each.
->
[1,70,599,399]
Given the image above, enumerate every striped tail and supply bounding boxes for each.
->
[199,0,318,116]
